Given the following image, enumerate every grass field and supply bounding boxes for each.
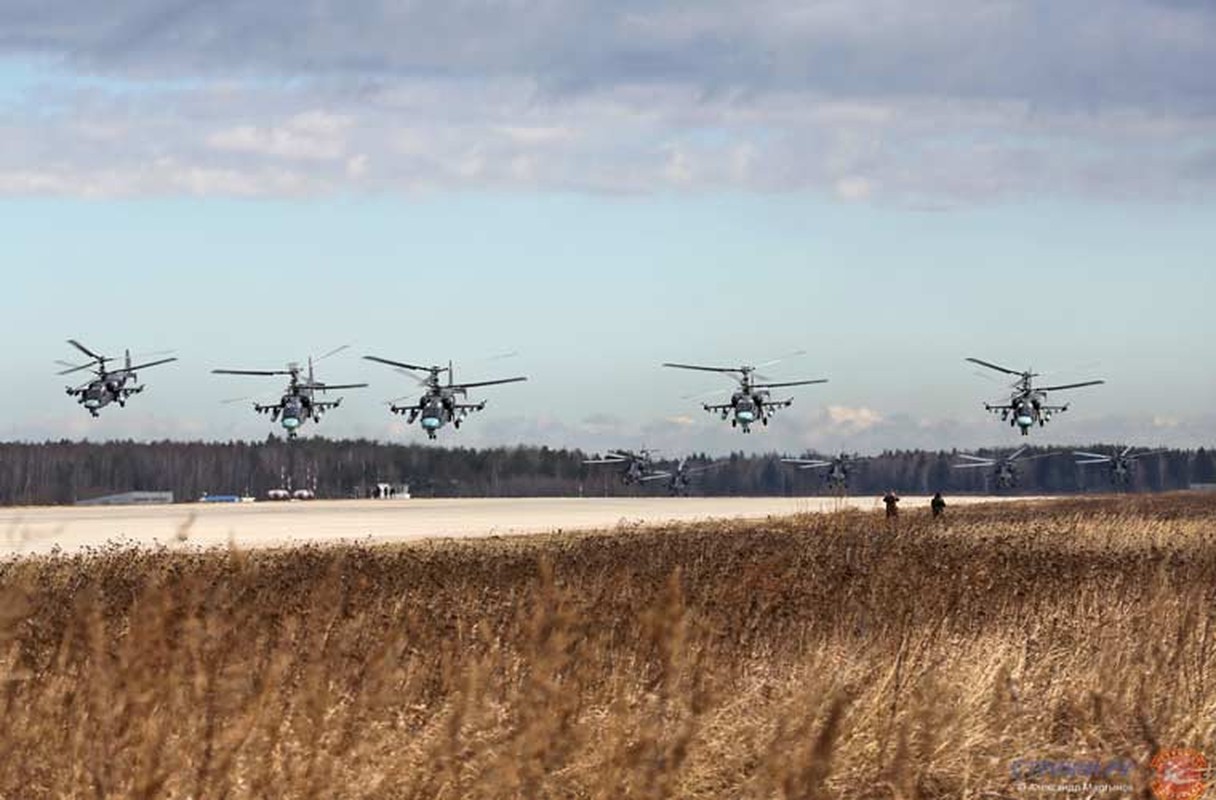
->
[1,494,1214,798]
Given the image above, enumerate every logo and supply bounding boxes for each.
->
[1151,749,1208,800]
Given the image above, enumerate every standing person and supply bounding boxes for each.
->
[931,491,946,518]
[882,490,900,519]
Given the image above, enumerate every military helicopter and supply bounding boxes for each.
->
[57,339,178,417]
[782,452,867,491]
[213,347,367,439]
[640,458,725,496]
[663,356,828,433]
[967,357,1104,436]
[1074,446,1167,486]
[953,447,1059,489]
[363,356,527,440]
[584,449,667,485]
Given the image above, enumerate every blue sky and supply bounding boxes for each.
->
[1,1,1213,454]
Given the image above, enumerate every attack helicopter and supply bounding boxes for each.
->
[663,355,827,433]
[967,357,1104,436]
[212,346,367,439]
[57,339,177,417]
[640,458,724,496]
[953,447,1058,489]
[363,356,527,440]
[782,452,867,491]
[584,449,667,485]
[1074,446,1167,486]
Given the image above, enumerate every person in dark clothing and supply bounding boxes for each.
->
[882,490,900,518]
[931,492,946,518]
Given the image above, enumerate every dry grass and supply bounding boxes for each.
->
[2,493,1215,798]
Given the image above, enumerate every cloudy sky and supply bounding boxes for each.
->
[1,0,1213,455]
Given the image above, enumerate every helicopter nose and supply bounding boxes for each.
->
[737,410,756,422]
[1016,415,1034,428]
[84,398,101,408]
[282,417,300,429]
[422,416,441,429]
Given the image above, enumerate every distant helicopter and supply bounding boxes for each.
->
[1074,446,1167,486]
[967,357,1104,436]
[363,356,527,440]
[663,355,827,433]
[640,458,725,495]
[57,339,178,417]
[584,449,667,485]
[953,447,1059,489]
[213,346,367,439]
[782,452,867,491]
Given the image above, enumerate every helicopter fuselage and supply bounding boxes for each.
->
[69,370,140,416]
[714,389,774,433]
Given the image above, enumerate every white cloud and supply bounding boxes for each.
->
[826,405,884,431]
[206,111,352,161]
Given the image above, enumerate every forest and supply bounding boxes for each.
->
[0,439,1213,505]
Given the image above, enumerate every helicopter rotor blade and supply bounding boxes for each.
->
[315,344,352,363]
[125,357,178,372]
[57,362,97,376]
[662,362,741,375]
[1039,380,1105,392]
[313,382,369,391]
[212,369,291,377]
[1072,451,1112,461]
[781,458,831,467]
[1014,451,1061,463]
[364,355,433,372]
[753,379,828,389]
[450,377,528,390]
[755,349,808,370]
[965,357,1024,377]
[67,339,105,362]
[954,454,996,463]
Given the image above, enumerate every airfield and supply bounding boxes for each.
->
[0,494,1049,556]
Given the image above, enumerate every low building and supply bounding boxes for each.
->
[77,491,174,506]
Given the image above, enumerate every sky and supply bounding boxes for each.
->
[0,0,1213,456]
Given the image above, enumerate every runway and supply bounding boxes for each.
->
[1,495,1037,556]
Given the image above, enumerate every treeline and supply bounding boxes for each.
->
[0,439,1214,506]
